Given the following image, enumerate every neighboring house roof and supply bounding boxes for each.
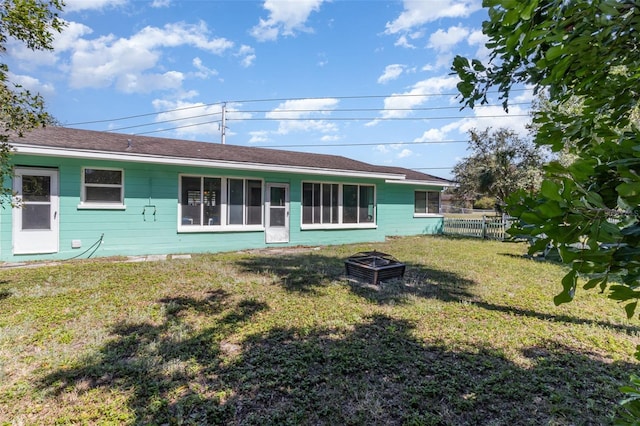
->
[11,126,452,186]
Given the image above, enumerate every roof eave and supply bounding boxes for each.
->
[13,144,407,180]
[384,178,453,187]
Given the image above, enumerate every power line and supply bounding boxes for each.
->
[108,110,222,132]
[66,89,533,127]
[230,114,529,122]
[260,140,469,148]
[67,101,225,126]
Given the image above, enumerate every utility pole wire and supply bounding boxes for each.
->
[66,89,533,126]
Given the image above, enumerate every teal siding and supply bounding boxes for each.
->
[3,154,444,262]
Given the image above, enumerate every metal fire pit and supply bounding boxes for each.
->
[344,250,405,285]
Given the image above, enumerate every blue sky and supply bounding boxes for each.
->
[6,0,533,180]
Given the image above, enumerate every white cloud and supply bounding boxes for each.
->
[385,0,481,34]
[67,22,234,93]
[151,0,171,7]
[367,75,459,125]
[394,35,415,49]
[192,57,218,79]
[64,0,127,12]
[151,99,253,139]
[266,98,339,135]
[8,72,55,97]
[467,29,490,60]
[236,45,256,68]
[428,104,532,140]
[428,25,470,52]
[251,0,326,41]
[4,20,93,70]
[378,64,405,84]
[397,148,413,158]
[414,121,461,142]
[249,130,270,144]
[117,71,184,94]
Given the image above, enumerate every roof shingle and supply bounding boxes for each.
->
[12,126,451,185]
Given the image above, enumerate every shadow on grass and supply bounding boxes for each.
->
[236,252,639,335]
[0,289,10,300]
[235,253,478,304]
[471,300,640,335]
[40,301,634,425]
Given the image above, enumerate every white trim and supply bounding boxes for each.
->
[12,167,59,254]
[178,225,264,233]
[81,166,125,206]
[77,203,126,210]
[301,181,376,227]
[14,144,406,180]
[301,223,377,230]
[413,213,444,218]
[385,179,453,187]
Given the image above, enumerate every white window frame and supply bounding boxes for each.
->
[301,181,377,230]
[78,167,125,210]
[178,174,264,233]
[413,190,442,217]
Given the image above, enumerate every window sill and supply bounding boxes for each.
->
[301,223,377,230]
[77,203,126,210]
[178,225,265,233]
[413,213,443,218]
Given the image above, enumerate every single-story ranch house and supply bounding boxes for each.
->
[5,126,452,262]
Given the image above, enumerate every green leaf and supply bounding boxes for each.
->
[537,201,563,218]
[584,191,605,208]
[545,44,564,61]
[554,269,577,305]
[540,180,562,202]
[520,0,538,20]
[583,275,607,290]
[503,8,521,26]
[617,181,640,197]
[625,301,638,319]
[559,245,582,263]
[609,285,640,302]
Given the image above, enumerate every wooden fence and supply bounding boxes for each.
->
[443,216,513,241]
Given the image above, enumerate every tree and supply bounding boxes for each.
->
[0,0,65,204]
[452,127,545,210]
[451,0,640,420]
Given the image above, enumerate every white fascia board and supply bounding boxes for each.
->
[13,145,406,180]
[384,178,454,187]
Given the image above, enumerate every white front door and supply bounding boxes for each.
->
[265,183,289,244]
[13,168,59,254]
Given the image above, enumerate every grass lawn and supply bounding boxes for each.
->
[1,235,639,425]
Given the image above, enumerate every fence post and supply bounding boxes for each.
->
[482,215,487,239]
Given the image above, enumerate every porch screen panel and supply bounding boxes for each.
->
[181,176,202,226]
[302,183,321,224]
[203,177,221,226]
[428,192,440,214]
[228,179,244,225]
[359,185,375,223]
[246,180,263,225]
[322,183,339,224]
[414,191,427,214]
[343,185,358,224]
[302,183,313,224]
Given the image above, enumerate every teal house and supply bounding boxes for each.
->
[6,127,451,262]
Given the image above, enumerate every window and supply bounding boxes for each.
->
[303,182,339,225]
[302,182,375,226]
[415,191,441,215]
[81,168,124,206]
[180,176,262,228]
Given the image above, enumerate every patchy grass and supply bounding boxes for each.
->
[0,235,638,425]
